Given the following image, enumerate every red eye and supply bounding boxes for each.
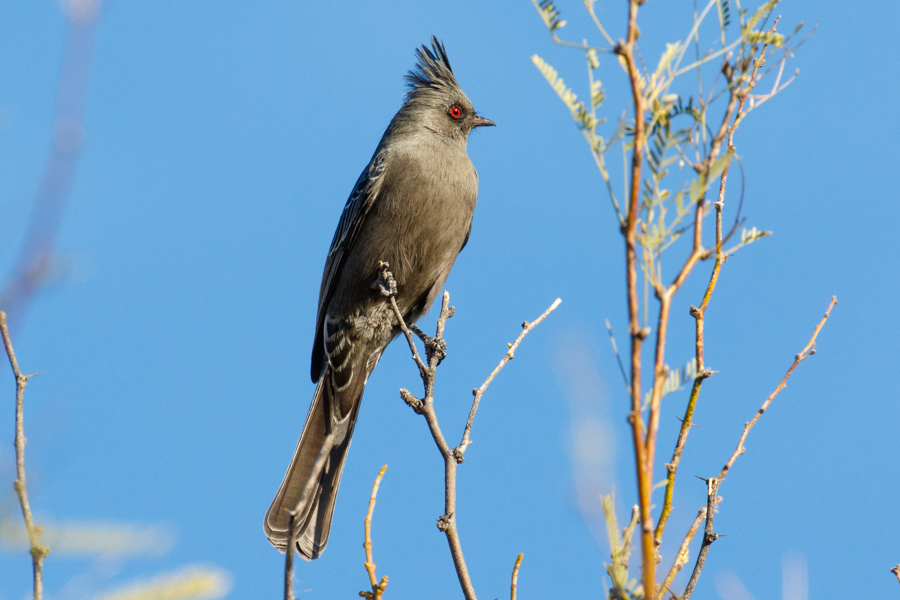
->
[448,105,462,119]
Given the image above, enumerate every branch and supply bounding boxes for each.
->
[378,264,559,600]
[283,430,336,600]
[717,296,837,484]
[360,465,389,600]
[615,1,656,593]
[654,24,783,549]
[657,505,706,599]
[1,311,49,600]
[0,4,100,328]
[680,477,720,600]
[457,298,561,457]
[510,554,523,600]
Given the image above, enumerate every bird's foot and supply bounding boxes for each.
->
[373,261,397,298]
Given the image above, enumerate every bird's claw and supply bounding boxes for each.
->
[424,335,447,366]
[373,261,398,298]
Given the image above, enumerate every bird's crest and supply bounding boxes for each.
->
[405,36,459,98]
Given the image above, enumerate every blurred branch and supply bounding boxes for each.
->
[680,477,720,600]
[360,465,389,600]
[657,505,706,599]
[283,430,336,600]
[0,1,101,330]
[377,262,560,600]
[1,311,49,600]
[92,565,232,600]
[510,553,523,600]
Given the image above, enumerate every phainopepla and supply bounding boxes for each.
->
[264,37,494,559]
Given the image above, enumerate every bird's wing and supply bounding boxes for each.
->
[310,150,388,381]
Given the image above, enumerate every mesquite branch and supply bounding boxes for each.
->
[1,311,49,600]
[377,262,559,600]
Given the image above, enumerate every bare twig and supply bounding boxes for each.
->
[657,506,706,599]
[458,298,561,457]
[681,477,720,600]
[284,430,336,600]
[717,296,837,484]
[510,553,523,600]
[379,264,559,600]
[361,465,389,600]
[1,311,49,600]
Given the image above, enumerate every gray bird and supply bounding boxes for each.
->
[264,37,494,559]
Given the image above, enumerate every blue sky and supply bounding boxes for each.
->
[0,1,897,598]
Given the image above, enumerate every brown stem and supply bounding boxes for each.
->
[361,465,389,600]
[1,311,49,600]
[616,0,656,593]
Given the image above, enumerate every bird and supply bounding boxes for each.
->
[264,36,494,560]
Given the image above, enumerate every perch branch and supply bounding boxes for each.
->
[378,263,559,600]
[1,311,49,600]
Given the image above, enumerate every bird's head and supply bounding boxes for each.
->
[399,36,494,142]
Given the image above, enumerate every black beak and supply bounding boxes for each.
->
[472,115,496,128]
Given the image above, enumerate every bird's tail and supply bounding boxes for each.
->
[264,365,364,559]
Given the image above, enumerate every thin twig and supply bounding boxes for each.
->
[283,430,336,600]
[380,263,559,600]
[510,553,523,600]
[681,477,720,600]
[361,465,389,600]
[657,506,706,599]
[717,297,836,484]
[1,311,49,600]
[604,318,630,389]
[458,298,561,457]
